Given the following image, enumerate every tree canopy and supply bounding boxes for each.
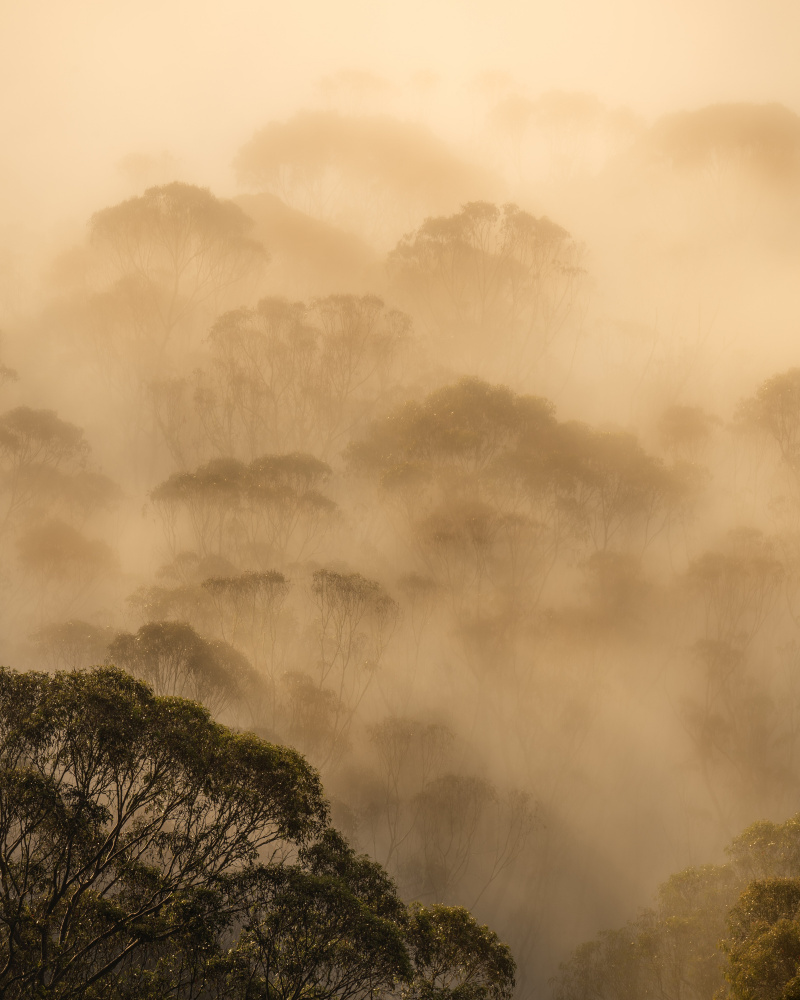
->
[387,202,585,376]
[552,815,800,1000]
[0,665,327,998]
[234,111,495,244]
[646,103,800,181]
[0,665,516,1000]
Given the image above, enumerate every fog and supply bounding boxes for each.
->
[3,2,800,997]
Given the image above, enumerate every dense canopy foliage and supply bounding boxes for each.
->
[0,665,515,1000]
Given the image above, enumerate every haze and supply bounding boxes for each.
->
[3,2,800,998]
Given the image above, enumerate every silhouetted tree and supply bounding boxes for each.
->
[186,295,409,461]
[722,879,800,1000]
[737,369,800,481]
[108,621,253,717]
[234,111,493,245]
[90,182,266,363]
[405,903,516,1000]
[0,407,88,537]
[0,665,328,999]
[151,453,337,567]
[388,202,585,378]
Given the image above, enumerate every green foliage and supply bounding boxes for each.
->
[552,816,800,1000]
[0,666,513,1000]
[727,818,800,881]
[228,829,412,1000]
[0,665,328,998]
[405,903,516,1000]
[723,880,800,1000]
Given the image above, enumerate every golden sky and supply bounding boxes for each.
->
[2,0,799,231]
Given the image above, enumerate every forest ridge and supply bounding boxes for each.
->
[3,92,800,999]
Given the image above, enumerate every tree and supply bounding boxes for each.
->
[151,457,249,562]
[549,423,687,554]
[676,530,788,828]
[647,104,800,183]
[244,453,338,564]
[306,569,399,765]
[150,453,337,568]
[30,620,114,671]
[234,111,494,246]
[127,578,215,634]
[0,666,515,1000]
[634,104,800,233]
[737,369,800,481]
[108,621,253,718]
[0,665,328,999]
[551,924,647,1000]
[202,571,294,733]
[0,407,88,537]
[202,570,291,673]
[233,189,382,298]
[487,89,638,183]
[722,879,800,1000]
[411,775,495,899]
[387,202,585,378]
[552,816,800,1000]
[348,379,685,627]
[192,298,317,461]
[350,380,554,630]
[685,528,784,647]
[226,829,412,1000]
[16,518,118,624]
[405,903,516,1000]
[364,716,454,870]
[185,294,410,462]
[0,338,17,392]
[89,182,266,365]
[656,404,719,463]
[346,378,557,515]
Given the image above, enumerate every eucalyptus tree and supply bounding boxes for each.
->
[29,619,114,671]
[388,201,586,379]
[678,529,787,819]
[234,110,493,246]
[306,569,400,766]
[0,665,328,999]
[553,815,800,1000]
[0,407,88,538]
[737,368,800,482]
[16,518,117,621]
[150,453,337,568]
[0,649,516,1000]
[89,182,266,368]
[108,621,254,719]
[181,294,410,462]
[348,378,687,630]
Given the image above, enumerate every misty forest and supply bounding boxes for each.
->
[4,8,800,998]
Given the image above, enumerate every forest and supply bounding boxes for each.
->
[4,5,800,996]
